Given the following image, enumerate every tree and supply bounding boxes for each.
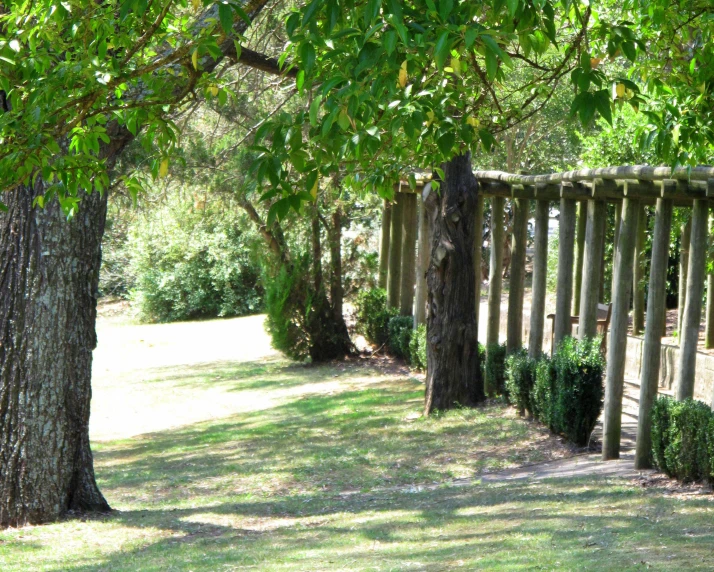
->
[251,0,642,413]
[0,0,279,526]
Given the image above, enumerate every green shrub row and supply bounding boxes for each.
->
[485,343,508,397]
[355,288,427,369]
[651,396,714,483]
[506,337,605,447]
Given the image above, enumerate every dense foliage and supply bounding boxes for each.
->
[651,397,714,483]
[505,349,537,416]
[409,324,428,371]
[388,316,415,360]
[129,200,263,322]
[485,343,508,397]
[355,288,398,347]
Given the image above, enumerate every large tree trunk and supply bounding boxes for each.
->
[0,182,110,526]
[423,154,483,414]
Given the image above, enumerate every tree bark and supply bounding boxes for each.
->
[415,189,430,326]
[632,204,646,335]
[424,154,483,414]
[528,200,549,359]
[553,198,576,348]
[635,199,673,470]
[572,202,587,315]
[678,218,691,337]
[506,198,528,354]
[378,201,391,289]
[399,193,418,316]
[473,195,484,334]
[0,183,110,526]
[579,200,607,340]
[387,196,403,309]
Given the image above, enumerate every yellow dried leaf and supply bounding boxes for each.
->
[450,56,461,76]
[191,0,200,10]
[209,85,219,96]
[466,115,479,128]
[426,110,435,127]
[615,83,626,98]
[310,178,319,199]
[159,158,169,178]
[192,50,199,70]
[398,61,408,88]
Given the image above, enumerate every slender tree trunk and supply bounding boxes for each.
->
[330,208,345,326]
[378,201,391,289]
[399,193,418,316]
[678,218,691,337]
[0,183,110,526]
[572,203,587,315]
[424,154,483,414]
[632,204,646,335]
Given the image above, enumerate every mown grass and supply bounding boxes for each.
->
[2,357,714,571]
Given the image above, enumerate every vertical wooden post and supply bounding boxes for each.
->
[610,201,622,300]
[507,198,529,354]
[473,194,484,335]
[603,198,639,460]
[378,200,392,289]
[706,213,714,349]
[632,204,647,335]
[414,187,431,327]
[529,200,549,359]
[387,194,403,309]
[635,198,673,470]
[675,199,709,401]
[399,193,418,316]
[572,203,587,315]
[486,196,505,395]
[579,200,607,340]
[678,217,692,336]
[553,198,577,348]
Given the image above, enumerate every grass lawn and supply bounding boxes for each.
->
[2,315,714,571]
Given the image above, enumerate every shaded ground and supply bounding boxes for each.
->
[2,312,714,571]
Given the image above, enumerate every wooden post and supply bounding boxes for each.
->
[486,196,505,395]
[399,193,418,316]
[632,204,647,335]
[603,198,639,460]
[378,200,392,289]
[611,201,622,300]
[553,198,577,349]
[529,200,549,359]
[635,198,673,470]
[579,200,607,340]
[572,203,587,315]
[507,198,529,354]
[473,194,484,335]
[414,187,431,327]
[387,194,403,309]
[678,217,692,336]
[675,199,709,401]
[706,213,714,349]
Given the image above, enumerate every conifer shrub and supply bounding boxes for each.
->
[485,343,508,397]
[651,396,714,483]
[505,349,537,416]
[409,324,427,370]
[355,288,397,346]
[388,316,414,359]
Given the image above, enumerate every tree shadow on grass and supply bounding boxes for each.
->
[65,477,714,571]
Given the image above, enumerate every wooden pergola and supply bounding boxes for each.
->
[380,165,714,471]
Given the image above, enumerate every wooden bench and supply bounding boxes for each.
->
[546,303,612,355]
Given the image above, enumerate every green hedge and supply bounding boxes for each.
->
[507,336,604,447]
[388,316,414,359]
[409,324,427,370]
[355,288,397,347]
[505,349,537,416]
[485,343,508,397]
[651,396,714,483]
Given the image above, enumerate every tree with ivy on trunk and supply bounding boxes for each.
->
[0,0,287,526]
[249,0,645,414]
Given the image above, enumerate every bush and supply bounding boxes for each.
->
[531,355,556,430]
[485,343,508,397]
[129,203,262,322]
[409,324,427,370]
[550,336,605,446]
[527,337,604,446]
[263,257,312,361]
[388,316,414,359]
[651,396,713,482]
[505,349,537,416]
[355,288,397,346]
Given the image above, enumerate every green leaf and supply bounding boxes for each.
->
[485,50,498,80]
[218,3,233,34]
[478,129,495,151]
[593,90,613,125]
[0,200,7,212]
[302,0,322,26]
[621,41,637,62]
[437,131,455,156]
[267,197,291,226]
[506,0,519,17]
[364,0,381,27]
[434,30,450,70]
[309,96,322,126]
[301,43,316,74]
[384,30,397,55]
[438,0,453,21]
